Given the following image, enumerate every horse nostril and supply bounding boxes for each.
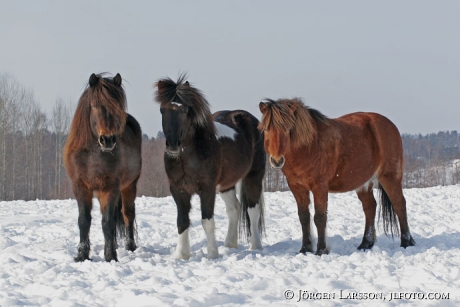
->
[270,156,285,168]
[99,136,105,146]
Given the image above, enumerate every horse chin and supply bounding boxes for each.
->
[99,143,116,153]
[270,164,284,170]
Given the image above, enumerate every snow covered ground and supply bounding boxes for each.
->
[1,185,459,306]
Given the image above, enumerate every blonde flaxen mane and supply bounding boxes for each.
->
[259,98,330,149]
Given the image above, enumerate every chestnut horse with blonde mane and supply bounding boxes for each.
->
[259,98,415,255]
[64,73,142,262]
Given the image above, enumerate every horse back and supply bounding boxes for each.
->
[212,110,265,190]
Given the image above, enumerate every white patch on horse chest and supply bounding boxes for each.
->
[214,122,237,141]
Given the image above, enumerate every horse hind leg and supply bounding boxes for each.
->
[239,175,264,251]
[378,177,416,248]
[220,188,241,249]
[356,182,377,250]
[121,181,138,252]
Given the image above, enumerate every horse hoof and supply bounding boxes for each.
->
[74,255,91,262]
[299,245,313,254]
[249,243,263,251]
[175,252,191,260]
[315,248,329,256]
[125,240,137,252]
[224,240,238,249]
[357,240,375,251]
[401,235,416,248]
[104,249,118,262]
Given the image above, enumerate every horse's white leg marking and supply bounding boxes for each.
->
[248,203,262,250]
[175,228,191,260]
[221,189,240,248]
[202,218,219,259]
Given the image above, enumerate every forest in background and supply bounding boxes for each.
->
[0,72,459,201]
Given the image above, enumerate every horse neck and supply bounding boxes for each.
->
[287,120,337,160]
[181,123,217,154]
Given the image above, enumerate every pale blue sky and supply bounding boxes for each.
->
[1,1,459,136]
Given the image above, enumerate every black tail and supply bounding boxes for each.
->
[115,197,125,245]
[378,183,400,238]
[238,182,265,242]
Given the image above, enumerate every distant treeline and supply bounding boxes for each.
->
[402,131,460,188]
[0,72,458,201]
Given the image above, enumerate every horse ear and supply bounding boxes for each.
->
[114,73,122,86]
[259,102,268,114]
[185,81,190,88]
[89,73,99,87]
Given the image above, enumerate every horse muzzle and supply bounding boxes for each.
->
[98,135,117,152]
[269,156,285,169]
[165,139,183,157]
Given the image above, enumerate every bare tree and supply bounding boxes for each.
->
[51,97,72,198]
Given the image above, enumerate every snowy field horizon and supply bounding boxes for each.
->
[1,185,459,306]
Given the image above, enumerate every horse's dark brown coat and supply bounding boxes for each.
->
[64,73,142,262]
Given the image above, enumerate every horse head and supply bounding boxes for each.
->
[156,75,213,158]
[259,101,294,169]
[88,73,127,153]
[160,100,191,157]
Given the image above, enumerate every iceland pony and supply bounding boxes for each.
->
[259,98,415,255]
[64,73,142,262]
[155,76,265,260]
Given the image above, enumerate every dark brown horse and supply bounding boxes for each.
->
[64,73,142,262]
[259,98,415,255]
[155,75,266,260]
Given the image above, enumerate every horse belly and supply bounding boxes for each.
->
[329,163,378,192]
[217,142,252,191]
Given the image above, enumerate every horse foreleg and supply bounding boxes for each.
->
[171,187,192,260]
[199,188,219,259]
[221,188,240,249]
[74,182,93,262]
[356,187,377,250]
[288,183,313,254]
[99,190,120,262]
[121,181,138,252]
[312,187,329,256]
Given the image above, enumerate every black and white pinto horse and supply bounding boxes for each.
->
[155,76,266,259]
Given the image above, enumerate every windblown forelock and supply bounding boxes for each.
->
[259,98,326,149]
[259,101,296,133]
[155,74,213,130]
[90,78,127,134]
